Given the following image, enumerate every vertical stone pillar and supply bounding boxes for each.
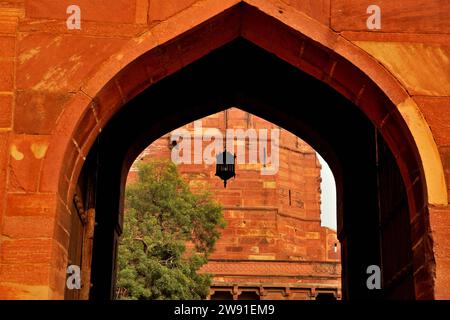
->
[429,205,450,299]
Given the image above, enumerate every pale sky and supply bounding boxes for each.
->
[318,154,337,231]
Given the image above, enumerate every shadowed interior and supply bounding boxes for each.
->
[72,39,414,300]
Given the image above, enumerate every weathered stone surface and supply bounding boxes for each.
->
[415,97,450,147]
[0,263,50,285]
[1,239,54,264]
[429,206,450,299]
[0,36,15,57]
[148,0,198,24]
[0,60,14,91]
[0,133,8,230]
[8,135,50,192]
[0,94,13,129]
[280,0,331,25]
[2,216,55,239]
[5,193,57,217]
[0,283,50,300]
[354,42,450,96]
[439,146,450,202]
[14,90,72,134]
[17,33,127,92]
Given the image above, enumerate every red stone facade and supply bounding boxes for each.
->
[0,0,449,300]
[129,108,341,300]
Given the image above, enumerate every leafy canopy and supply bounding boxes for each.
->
[116,160,225,300]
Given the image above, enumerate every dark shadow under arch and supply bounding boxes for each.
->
[72,39,414,300]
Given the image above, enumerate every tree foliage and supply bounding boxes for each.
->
[116,160,225,300]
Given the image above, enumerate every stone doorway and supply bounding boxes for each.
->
[71,39,418,300]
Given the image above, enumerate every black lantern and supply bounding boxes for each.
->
[215,149,236,188]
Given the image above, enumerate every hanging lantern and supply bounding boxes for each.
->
[215,149,236,188]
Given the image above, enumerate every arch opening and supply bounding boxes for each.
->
[119,107,342,300]
[68,38,420,300]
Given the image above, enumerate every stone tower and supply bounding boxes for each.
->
[130,108,341,300]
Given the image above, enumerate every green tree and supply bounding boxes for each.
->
[116,159,225,300]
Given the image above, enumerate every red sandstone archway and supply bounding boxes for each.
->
[41,2,445,299]
[78,38,413,299]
